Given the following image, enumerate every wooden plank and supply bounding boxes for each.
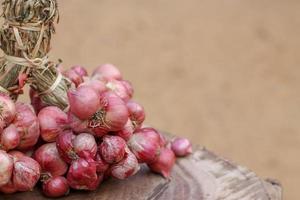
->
[0,144,282,200]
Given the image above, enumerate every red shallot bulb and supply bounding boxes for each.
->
[42,176,69,198]
[64,69,84,87]
[67,158,98,190]
[34,143,68,177]
[29,88,47,114]
[79,79,107,95]
[95,153,109,173]
[126,100,145,129]
[99,135,126,164]
[158,131,168,147]
[111,148,140,180]
[56,131,77,164]
[0,179,16,194]
[89,91,128,132]
[0,124,20,151]
[8,150,25,161]
[115,119,134,141]
[38,106,69,142]
[121,80,134,96]
[13,156,41,191]
[128,128,161,163]
[92,63,122,81]
[68,112,90,134]
[147,148,176,178]
[13,103,40,150]
[71,65,88,77]
[0,150,13,187]
[68,86,101,120]
[73,133,97,159]
[106,79,133,102]
[0,93,16,126]
[171,137,192,157]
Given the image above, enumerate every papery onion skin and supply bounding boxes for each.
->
[128,128,161,163]
[73,133,97,159]
[158,131,168,147]
[71,65,88,77]
[92,64,122,81]
[64,69,84,87]
[67,158,98,190]
[147,147,176,178]
[0,93,16,126]
[29,88,47,114]
[126,100,145,130]
[0,150,13,187]
[0,179,16,194]
[8,150,25,161]
[13,103,40,150]
[34,143,68,177]
[95,153,109,173]
[90,91,128,132]
[68,86,101,120]
[56,131,77,164]
[79,79,107,95]
[111,148,140,180]
[13,156,41,191]
[0,124,20,151]
[106,80,133,102]
[68,112,91,134]
[42,176,69,198]
[39,106,69,142]
[171,137,192,157]
[121,80,134,99]
[99,135,126,164]
[115,119,134,141]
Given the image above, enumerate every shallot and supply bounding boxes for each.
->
[34,143,68,177]
[106,79,133,102]
[89,91,128,132]
[38,106,69,142]
[13,103,40,150]
[64,69,84,87]
[0,150,13,187]
[99,135,126,164]
[0,124,20,151]
[148,147,175,178]
[79,79,107,95]
[111,148,140,180]
[0,94,16,126]
[13,156,41,191]
[29,88,47,114]
[73,133,97,159]
[115,119,134,141]
[56,131,77,163]
[67,158,98,190]
[71,65,88,77]
[68,86,101,120]
[171,137,192,157]
[128,128,161,163]
[126,100,145,129]
[92,63,122,81]
[42,176,69,198]
[95,153,109,173]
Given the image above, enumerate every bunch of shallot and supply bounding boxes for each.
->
[0,64,192,198]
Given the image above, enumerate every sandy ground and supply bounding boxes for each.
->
[18,0,299,199]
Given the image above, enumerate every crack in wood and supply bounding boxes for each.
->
[146,181,170,200]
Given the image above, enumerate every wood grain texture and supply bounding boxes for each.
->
[0,146,282,200]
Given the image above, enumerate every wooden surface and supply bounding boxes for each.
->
[0,145,282,200]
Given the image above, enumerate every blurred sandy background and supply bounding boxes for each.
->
[24,0,300,199]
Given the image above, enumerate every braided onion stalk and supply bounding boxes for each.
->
[0,0,71,110]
